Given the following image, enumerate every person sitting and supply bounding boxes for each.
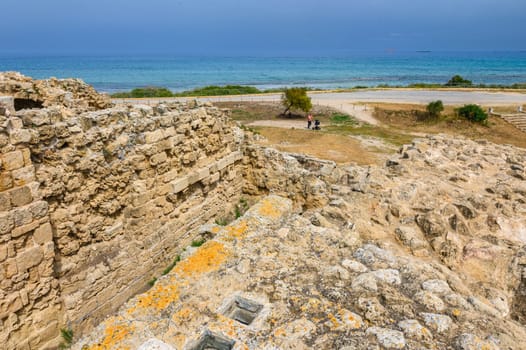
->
[313,119,321,130]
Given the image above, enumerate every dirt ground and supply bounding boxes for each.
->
[215,101,526,165]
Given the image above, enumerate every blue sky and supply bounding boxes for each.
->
[1,0,525,55]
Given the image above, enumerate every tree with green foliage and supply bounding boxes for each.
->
[426,100,444,118]
[282,87,312,115]
[445,75,473,87]
[456,104,488,123]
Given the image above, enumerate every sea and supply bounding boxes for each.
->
[0,51,525,93]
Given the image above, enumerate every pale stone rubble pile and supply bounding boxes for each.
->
[0,72,112,110]
[75,135,526,349]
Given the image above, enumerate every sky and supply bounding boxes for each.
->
[1,0,525,55]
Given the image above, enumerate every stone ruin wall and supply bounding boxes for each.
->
[0,95,249,349]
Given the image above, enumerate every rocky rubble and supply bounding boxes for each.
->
[0,72,111,110]
[74,134,526,349]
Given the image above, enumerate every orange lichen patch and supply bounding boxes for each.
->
[338,309,363,329]
[211,226,221,234]
[256,198,282,219]
[86,319,135,350]
[273,327,286,337]
[175,241,229,277]
[128,283,179,313]
[452,308,462,317]
[172,307,195,325]
[225,220,248,239]
[327,313,341,329]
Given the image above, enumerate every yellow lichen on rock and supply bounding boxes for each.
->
[175,241,229,277]
[129,283,179,313]
[85,318,135,350]
[256,197,283,219]
[225,220,248,239]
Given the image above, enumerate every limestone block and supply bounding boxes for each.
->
[2,150,24,171]
[12,206,33,227]
[28,201,48,219]
[33,223,53,245]
[150,152,167,166]
[0,212,14,235]
[171,177,189,194]
[11,219,40,238]
[0,243,6,262]
[11,166,35,186]
[144,129,165,144]
[9,186,33,207]
[0,172,13,191]
[0,192,11,212]
[9,129,32,144]
[16,245,43,272]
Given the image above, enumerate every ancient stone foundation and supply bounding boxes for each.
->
[0,73,254,349]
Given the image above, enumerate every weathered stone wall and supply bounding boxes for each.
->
[0,114,61,349]
[1,99,246,349]
[242,145,346,208]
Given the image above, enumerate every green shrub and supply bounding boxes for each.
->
[426,100,444,118]
[111,87,174,98]
[148,277,157,287]
[282,87,312,115]
[445,75,473,87]
[456,104,488,123]
[175,85,261,97]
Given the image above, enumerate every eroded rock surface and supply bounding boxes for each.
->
[74,134,526,349]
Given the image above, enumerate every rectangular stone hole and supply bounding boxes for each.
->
[223,296,263,326]
[189,330,235,350]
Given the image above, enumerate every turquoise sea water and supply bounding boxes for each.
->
[0,52,525,93]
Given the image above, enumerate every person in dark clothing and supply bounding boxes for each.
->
[313,119,321,130]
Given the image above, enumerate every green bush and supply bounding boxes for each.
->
[456,104,488,123]
[426,100,444,118]
[111,87,174,98]
[445,75,473,87]
[175,85,261,97]
[282,87,312,115]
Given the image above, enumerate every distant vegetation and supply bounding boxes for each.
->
[445,75,473,87]
[426,100,444,118]
[111,87,173,98]
[456,104,488,123]
[110,76,526,99]
[175,85,262,96]
[281,87,312,115]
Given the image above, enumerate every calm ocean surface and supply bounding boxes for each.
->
[1,52,525,93]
